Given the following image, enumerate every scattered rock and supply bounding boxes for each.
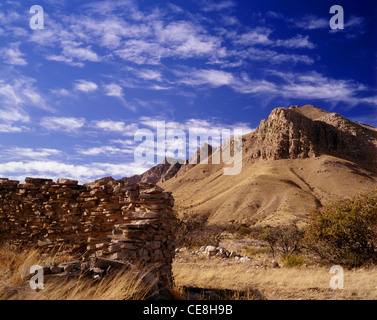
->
[204,246,217,257]
[48,262,64,274]
[240,256,252,262]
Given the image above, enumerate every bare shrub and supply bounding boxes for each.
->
[260,224,305,259]
[174,212,225,248]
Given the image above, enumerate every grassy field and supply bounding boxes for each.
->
[2,241,377,300]
[0,244,156,300]
[172,252,377,300]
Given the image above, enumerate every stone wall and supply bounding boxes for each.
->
[0,176,176,285]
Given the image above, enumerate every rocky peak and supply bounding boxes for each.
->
[246,105,377,171]
[185,142,213,165]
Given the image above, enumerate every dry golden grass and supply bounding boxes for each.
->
[0,243,77,288]
[173,257,377,300]
[0,244,156,300]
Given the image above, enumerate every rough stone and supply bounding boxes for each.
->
[0,177,176,286]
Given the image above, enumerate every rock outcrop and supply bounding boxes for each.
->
[244,106,377,171]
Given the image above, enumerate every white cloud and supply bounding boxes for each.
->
[174,67,275,94]
[234,28,273,46]
[0,160,149,183]
[78,145,133,156]
[62,43,101,62]
[0,42,27,65]
[0,108,28,123]
[0,123,24,133]
[92,120,139,136]
[46,54,85,67]
[0,147,62,160]
[138,116,253,138]
[74,80,98,93]
[201,0,236,12]
[136,69,163,81]
[40,116,85,132]
[293,15,329,30]
[291,14,365,36]
[0,77,49,111]
[234,29,315,50]
[50,88,70,97]
[233,47,315,65]
[46,41,101,67]
[176,69,235,87]
[113,20,225,64]
[104,83,124,97]
[270,70,377,107]
[345,16,365,29]
[275,35,315,49]
[115,39,165,65]
[0,75,50,133]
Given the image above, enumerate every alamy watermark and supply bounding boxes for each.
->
[329,265,344,290]
[29,5,44,30]
[29,265,44,290]
[329,5,344,30]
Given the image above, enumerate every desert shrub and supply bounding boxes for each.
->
[174,212,225,248]
[305,188,377,267]
[283,254,306,268]
[260,224,305,258]
[224,221,263,239]
[243,246,269,258]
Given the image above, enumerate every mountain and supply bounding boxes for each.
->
[125,105,377,226]
[122,157,183,185]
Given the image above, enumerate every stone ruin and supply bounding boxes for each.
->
[0,176,176,286]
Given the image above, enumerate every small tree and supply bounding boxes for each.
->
[305,188,377,267]
[261,224,304,258]
[174,212,224,248]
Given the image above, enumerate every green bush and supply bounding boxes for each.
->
[305,188,377,267]
[283,254,306,268]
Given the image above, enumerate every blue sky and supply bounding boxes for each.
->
[0,0,376,183]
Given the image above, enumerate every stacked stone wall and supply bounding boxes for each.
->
[0,176,175,284]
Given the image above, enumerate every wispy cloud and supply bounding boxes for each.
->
[77,145,133,156]
[0,147,62,160]
[0,75,50,132]
[40,116,85,132]
[175,68,235,87]
[275,35,315,49]
[270,70,377,107]
[0,123,25,133]
[274,12,366,38]
[104,83,124,97]
[0,76,49,111]
[92,120,139,135]
[200,0,236,12]
[0,160,149,183]
[74,80,98,93]
[47,42,101,67]
[0,42,27,65]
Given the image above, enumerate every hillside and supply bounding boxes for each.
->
[129,105,377,226]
